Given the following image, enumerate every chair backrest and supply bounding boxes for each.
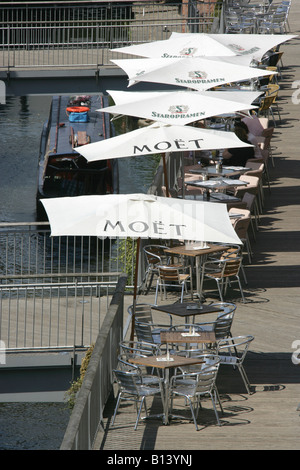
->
[222,255,243,278]
[219,244,241,260]
[241,192,256,211]
[128,303,153,324]
[261,127,274,149]
[217,335,254,363]
[120,340,159,359]
[262,51,283,67]
[232,215,251,240]
[158,265,180,282]
[265,84,280,97]
[144,245,166,267]
[117,353,140,373]
[135,321,156,344]
[113,369,139,395]
[245,161,264,171]
[195,357,221,394]
[210,301,237,319]
[214,313,234,340]
[172,355,220,394]
[242,116,268,136]
[229,208,251,221]
[259,95,276,112]
[235,175,259,197]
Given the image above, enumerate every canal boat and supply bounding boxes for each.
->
[36,94,119,220]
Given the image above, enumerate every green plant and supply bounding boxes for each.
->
[117,238,137,282]
[65,344,95,409]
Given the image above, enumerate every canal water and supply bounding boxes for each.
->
[0,94,159,449]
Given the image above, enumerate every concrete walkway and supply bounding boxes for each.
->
[96,2,300,451]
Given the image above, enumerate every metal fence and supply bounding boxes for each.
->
[0,222,134,283]
[0,1,221,69]
[0,279,115,350]
[0,222,135,350]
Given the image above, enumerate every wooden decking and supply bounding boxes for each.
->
[94,4,300,451]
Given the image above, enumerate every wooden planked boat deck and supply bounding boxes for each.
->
[94,3,300,451]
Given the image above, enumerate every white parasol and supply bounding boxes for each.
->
[97,89,262,126]
[111,56,275,91]
[74,121,253,164]
[41,193,241,245]
[41,193,242,337]
[112,32,297,65]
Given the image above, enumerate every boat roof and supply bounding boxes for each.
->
[47,95,111,157]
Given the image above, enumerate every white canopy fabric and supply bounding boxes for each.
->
[75,121,253,163]
[111,56,275,91]
[170,32,298,66]
[112,32,297,65]
[41,193,242,245]
[97,89,261,126]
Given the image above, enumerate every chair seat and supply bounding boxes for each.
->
[179,273,190,282]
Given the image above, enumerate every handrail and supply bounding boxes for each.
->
[60,274,127,450]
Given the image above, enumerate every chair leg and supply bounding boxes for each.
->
[187,396,199,431]
[240,263,248,285]
[154,280,159,305]
[238,364,252,394]
[250,217,256,241]
[112,393,122,426]
[144,271,155,294]
[236,276,246,303]
[214,387,224,415]
[216,279,224,302]
[209,392,222,426]
[134,397,145,430]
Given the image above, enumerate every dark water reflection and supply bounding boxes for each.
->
[0,403,70,450]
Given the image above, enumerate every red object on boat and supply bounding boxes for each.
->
[66,106,90,113]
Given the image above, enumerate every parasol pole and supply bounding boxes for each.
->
[162,153,170,197]
[130,236,141,342]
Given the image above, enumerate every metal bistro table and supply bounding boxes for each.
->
[188,166,251,178]
[129,354,204,425]
[164,244,227,300]
[152,301,223,324]
[160,329,216,347]
[185,177,249,193]
[182,192,242,205]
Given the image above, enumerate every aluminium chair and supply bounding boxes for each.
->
[128,302,172,327]
[230,208,252,263]
[261,126,276,168]
[192,302,237,342]
[199,247,246,303]
[257,11,288,34]
[112,369,164,430]
[224,10,254,33]
[241,192,260,236]
[134,319,172,345]
[142,244,182,294]
[217,335,255,394]
[119,340,163,379]
[257,94,277,127]
[233,175,262,214]
[169,356,223,429]
[265,84,282,123]
[155,265,192,305]
[244,161,265,209]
